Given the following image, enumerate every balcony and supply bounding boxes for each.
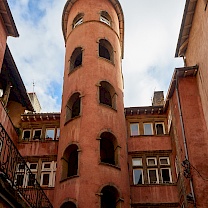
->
[0,123,53,208]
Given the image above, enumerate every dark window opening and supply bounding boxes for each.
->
[42,174,50,186]
[101,186,119,208]
[62,144,78,180]
[27,173,36,186]
[60,201,76,208]
[156,123,164,135]
[70,47,83,72]
[100,132,117,166]
[23,130,30,140]
[100,11,111,26]
[71,97,80,118]
[72,13,84,29]
[99,39,114,63]
[161,169,171,183]
[33,130,41,140]
[99,86,112,107]
[16,174,24,186]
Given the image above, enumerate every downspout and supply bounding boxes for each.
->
[175,70,196,207]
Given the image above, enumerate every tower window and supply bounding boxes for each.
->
[72,13,84,29]
[99,39,114,63]
[100,132,118,166]
[70,47,83,72]
[100,11,111,26]
[60,201,77,208]
[62,144,78,180]
[66,92,81,122]
[101,186,120,208]
[99,81,116,109]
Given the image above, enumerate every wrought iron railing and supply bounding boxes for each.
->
[0,123,53,208]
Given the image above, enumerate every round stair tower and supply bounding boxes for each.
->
[55,0,130,207]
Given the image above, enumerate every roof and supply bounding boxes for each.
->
[0,0,19,37]
[62,0,124,58]
[175,0,197,57]
[2,45,34,111]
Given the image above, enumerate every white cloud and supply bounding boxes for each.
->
[7,0,186,111]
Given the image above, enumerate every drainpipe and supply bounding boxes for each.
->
[175,70,196,208]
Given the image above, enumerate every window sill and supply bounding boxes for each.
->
[131,182,176,187]
[68,65,82,76]
[98,56,114,66]
[19,139,59,143]
[99,162,120,170]
[130,134,169,138]
[60,175,79,183]
[65,115,81,126]
[99,102,117,111]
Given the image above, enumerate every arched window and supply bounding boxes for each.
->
[100,11,111,26]
[100,132,118,166]
[101,186,120,208]
[99,81,116,109]
[60,201,76,208]
[70,47,83,72]
[99,39,114,63]
[62,144,78,180]
[66,93,81,122]
[72,13,84,29]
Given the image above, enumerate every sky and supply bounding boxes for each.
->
[7,0,186,112]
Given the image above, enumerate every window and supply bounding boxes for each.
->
[56,128,60,140]
[168,110,172,132]
[99,81,116,109]
[27,163,38,186]
[62,144,78,180]
[40,161,56,187]
[16,163,27,187]
[61,201,77,208]
[143,123,153,135]
[33,129,41,140]
[0,89,3,97]
[100,132,118,166]
[70,47,83,72]
[132,156,172,185]
[22,129,31,140]
[99,39,114,62]
[66,93,81,122]
[132,158,143,185]
[130,123,139,136]
[101,186,120,208]
[0,140,3,152]
[100,11,111,26]
[72,13,84,29]
[45,128,55,140]
[155,122,165,135]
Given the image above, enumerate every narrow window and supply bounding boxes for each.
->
[161,168,172,183]
[99,39,114,63]
[70,47,83,72]
[62,144,78,180]
[27,163,38,186]
[155,122,165,135]
[132,158,143,185]
[100,132,117,166]
[148,169,159,184]
[101,186,119,208]
[45,129,55,140]
[33,129,42,140]
[66,93,81,122]
[72,13,84,29]
[61,202,76,208]
[143,123,153,135]
[130,123,139,136]
[99,81,116,109]
[100,11,111,26]
[22,129,31,140]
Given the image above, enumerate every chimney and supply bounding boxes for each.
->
[152,91,164,106]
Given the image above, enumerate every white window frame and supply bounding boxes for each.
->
[143,123,153,135]
[100,16,110,26]
[146,157,157,166]
[133,169,144,185]
[27,163,38,186]
[147,168,159,184]
[73,18,83,28]
[130,123,139,136]
[45,128,55,140]
[22,129,31,140]
[132,158,142,166]
[155,122,165,135]
[33,129,42,140]
[159,157,170,165]
[160,168,172,183]
[40,161,56,187]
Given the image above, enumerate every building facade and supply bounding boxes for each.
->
[0,0,208,208]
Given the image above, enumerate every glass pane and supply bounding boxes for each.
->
[160,158,169,165]
[130,123,139,136]
[149,170,157,183]
[147,158,156,165]
[42,174,50,186]
[161,169,171,183]
[44,163,51,169]
[46,129,55,139]
[144,123,153,135]
[56,128,60,140]
[133,169,143,184]
[30,164,37,170]
[23,130,30,139]
[28,174,36,186]
[16,174,24,186]
[132,158,142,166]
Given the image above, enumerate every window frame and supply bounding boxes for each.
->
[160,168,172,183]
[143,123,153,135]
[147,168,159,184]
[33,129,42,140]
[130,123,140,136]
[45,128,55,140]
[22,129,31,140]
[146,157,157,166]
[159,157,170,165]
[155,122,165,135]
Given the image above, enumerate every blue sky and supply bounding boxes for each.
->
[7,0,185,112]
